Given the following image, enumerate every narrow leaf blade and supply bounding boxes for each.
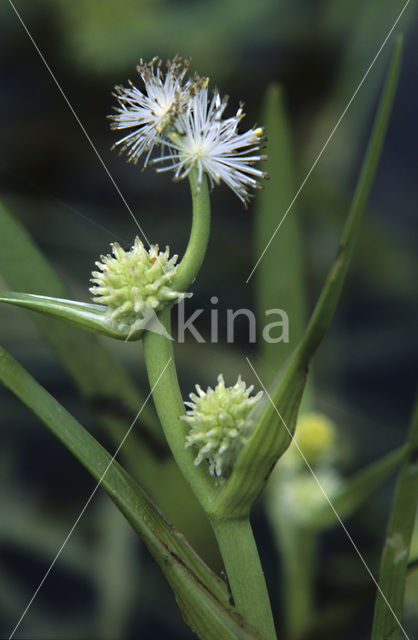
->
[0,345,261,640]
[212,37,403,518]
[254,84,307,383]
[371,395,418,640]
[0,289,134,339]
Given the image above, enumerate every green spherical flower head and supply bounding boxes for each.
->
[181,374,263,479]
[90,237,189,337]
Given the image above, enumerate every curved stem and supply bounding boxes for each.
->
[211,517,277,640]
[142,170,213,506]
[172,170,211,292]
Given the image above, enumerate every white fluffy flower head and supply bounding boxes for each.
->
[110,57,268,204]
[181,374,263,478]
[110,56,197,166]
[155,87,268,205]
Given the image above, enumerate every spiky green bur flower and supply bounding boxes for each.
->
[90,237,189,336]
[181,374,263,478]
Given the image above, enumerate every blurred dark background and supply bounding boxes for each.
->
[0,1,417,638]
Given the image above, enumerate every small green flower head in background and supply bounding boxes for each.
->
[268,412,341,527]
[276,468,343,526]
[181,374,263,478]
[90,236,189,337]
[110,56,268,205]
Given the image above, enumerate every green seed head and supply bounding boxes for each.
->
[181,374,263,479]
[90,237,189,335]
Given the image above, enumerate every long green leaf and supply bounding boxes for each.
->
[307,446,406,532]
[210,37,403,519]
[0,345,261,640]
[254,84,307,384]
[371,395,418,640]
[0,290,133,339]
[0,290,167,341]
[293,36,403,363]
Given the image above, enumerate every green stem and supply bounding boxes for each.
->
[172,170,211,292]
[143,307,213,507]
[211,517,277,640]
[280,527,316,640]
[142,169,213,507]
[143,171,276,636]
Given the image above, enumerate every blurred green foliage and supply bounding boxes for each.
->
[0,0,417,638]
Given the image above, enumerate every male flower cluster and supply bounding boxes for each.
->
[110,56,267,205]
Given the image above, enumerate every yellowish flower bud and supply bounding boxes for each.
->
[294,412,336,464]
